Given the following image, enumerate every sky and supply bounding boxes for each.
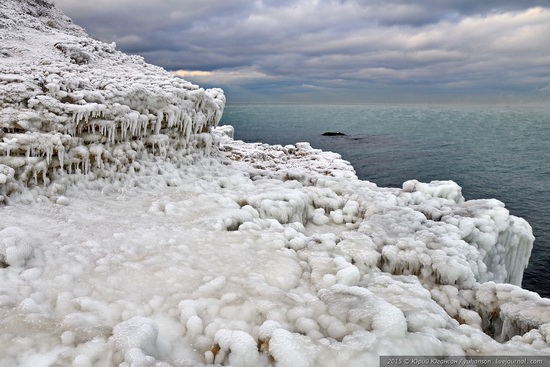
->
[53,0,550,104]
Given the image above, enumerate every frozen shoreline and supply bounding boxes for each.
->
[1,1,549,365]
[1,128,549,366]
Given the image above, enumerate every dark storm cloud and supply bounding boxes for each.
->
[54,0,550,103]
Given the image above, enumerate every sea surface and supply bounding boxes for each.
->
[219,103,550,297]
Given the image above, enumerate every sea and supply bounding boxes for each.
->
[219,103,550,298]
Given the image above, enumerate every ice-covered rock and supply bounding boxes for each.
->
[207,329,262,366]
[0,0,225,203]
[0,226,34,267]
[476,282,550,342]
[111,317,162,365]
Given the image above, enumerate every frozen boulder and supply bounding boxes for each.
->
[0,226,34,267]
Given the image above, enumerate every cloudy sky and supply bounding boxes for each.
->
[53,0,550,104]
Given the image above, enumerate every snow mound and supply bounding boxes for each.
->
[0,0,225,203]
[111,317,162,365]
[207,329,262,366]
[0,226,34,267]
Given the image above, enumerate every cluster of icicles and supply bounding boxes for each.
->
[0,41,225,201]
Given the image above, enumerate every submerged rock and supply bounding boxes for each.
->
[322,131,346,136]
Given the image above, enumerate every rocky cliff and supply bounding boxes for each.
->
[0,0,225,203]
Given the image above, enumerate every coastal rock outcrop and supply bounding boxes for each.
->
[0,0,225,203]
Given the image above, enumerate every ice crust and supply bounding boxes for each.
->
[0,0,225,204]
[0,1,548,366]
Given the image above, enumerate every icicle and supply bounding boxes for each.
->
[46,144,53,165]
[89,145,103,168]
[110,123,116,143]
[184,114,192,144]
[120,119,127,140]
[155,110,163,134]
[84,155,89,175]
[167,111,174,127]
[141,116,149,135]
[2,138,18,158]
[58,148,64,168]
[127,111,140,138]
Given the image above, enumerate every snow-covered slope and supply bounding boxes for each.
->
[0,1,549,366]
[0,0,225,203]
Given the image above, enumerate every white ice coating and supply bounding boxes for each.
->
[0,226,34,267]
[0,0,225,203]
[0,1,548,367]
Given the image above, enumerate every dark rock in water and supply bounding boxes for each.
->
[322,131,346,136]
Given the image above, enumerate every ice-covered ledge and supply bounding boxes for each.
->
[214,128,534,287]
[213,127,548,348]
[0,0,225,203]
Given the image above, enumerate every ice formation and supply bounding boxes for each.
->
[0,226,34,267]
[0,1,548,367]
[0,0,225,203]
